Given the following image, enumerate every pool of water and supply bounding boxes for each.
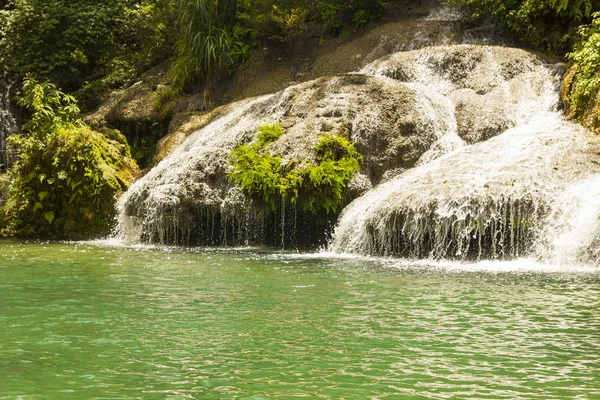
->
[1,241,599,399]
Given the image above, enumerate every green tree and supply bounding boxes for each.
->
[0,0,175,109]
[564,12,600,118]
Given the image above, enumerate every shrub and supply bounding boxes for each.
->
[228,124,362,214]
[1,76,138,238]
[169,0,238,90]
[448,0,600,54]
[566,12,600,116]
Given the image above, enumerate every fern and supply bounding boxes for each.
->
[228,125,362,214]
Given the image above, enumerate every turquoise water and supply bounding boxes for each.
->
[1,241,599,399]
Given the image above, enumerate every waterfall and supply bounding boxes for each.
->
[0,81,17,171]
[114,43,600,263]
[330,47,600,261]
[330,116,599,260]
[534,174,600,264]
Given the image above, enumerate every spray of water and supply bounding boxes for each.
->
[331,47,600,263]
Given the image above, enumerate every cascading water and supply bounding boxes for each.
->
[115,40,600,263]
[114,70,460,247]
[331,46,600,262]
[535,174,600,264]
[0,81,17,171]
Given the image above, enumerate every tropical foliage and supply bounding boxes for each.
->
[565,12,600,117]
[0,0,387,99]
[448,0,600,54]
[0,0,175,110]
[228,124,362,214]
[0,77,138,238]
[170,0,387,90]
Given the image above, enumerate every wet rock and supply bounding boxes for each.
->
[362,45,563,143]
[450,88,512,144]
[116,44,569,250]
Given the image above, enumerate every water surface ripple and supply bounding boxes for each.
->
[1,242,599,399]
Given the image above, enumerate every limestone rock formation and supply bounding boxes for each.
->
[116,44,571,252]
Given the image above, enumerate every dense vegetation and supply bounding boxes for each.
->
[562,12,600,126]
[0,0,387,107]
[2,0,600,111]
[449,0,600,54]
[0,0,174,110]
[228,124,362,214]
[3,0,600,238]
[0,77,138,238]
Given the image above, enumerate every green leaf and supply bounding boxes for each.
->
[38,191,49,201]
[33,202,43,212]
[43,211,55,224]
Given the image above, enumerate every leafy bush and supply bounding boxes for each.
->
[169,0,238,90]
[448,0,600,54]
[0,0,175,110]
[1,76,138,238]
[228,124,362,214]
[565,12,600,116]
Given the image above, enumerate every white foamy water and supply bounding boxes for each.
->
[0,82,16,170]
[331,47,600,262]
[536,174,600,264]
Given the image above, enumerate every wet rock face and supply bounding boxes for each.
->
[116,44,567,249]
[268,74,440,183]
[451,88,512,144]
[361,45,563,144]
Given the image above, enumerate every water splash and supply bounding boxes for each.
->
[535,174,600,265]
[331,47,600,261]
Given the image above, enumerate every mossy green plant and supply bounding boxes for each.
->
[228,124,362,214]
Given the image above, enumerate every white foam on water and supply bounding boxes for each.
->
[268,251,599,274]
